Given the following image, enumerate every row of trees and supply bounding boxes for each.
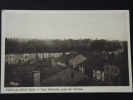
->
[5,38,127,54]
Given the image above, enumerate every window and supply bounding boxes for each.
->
[71,72,74,78]
[110,68,113,73]
[110,75,114,82]
[114,68,117,73]
[100,77,102,81]
[95,75,97,79]
[106,74,108,81]
[100,71,102,74]
[82,69,85,74]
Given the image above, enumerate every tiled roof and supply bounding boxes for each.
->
[78,58,104,71]
[40,64,68,81]
[105,53,127,67]
[38,61,51,68]
[28,58,37,62]
[56,53,80,62]
[40,67,88,86]
[93,65,104,71]
[78,59,92,68]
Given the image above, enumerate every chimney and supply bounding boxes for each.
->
[33,70,40,87]
[51,58,56,67]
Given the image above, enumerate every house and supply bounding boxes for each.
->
[5,59,53,87]
[15,54,24,64]
[56,53,86,68]
[93,65,104,82]
[104,52,129,86]
[28,59,38,64]
[23,53,30,58]
[5,57,59,87]
[29,53,36,59]
[77,54,106,79]
[108,50,121,55]
[101,51,107,54]
[5,64,37,87]
[112,51,119,55]
[117,48,124,53]
[40,65,88,86]
[22,55,29,63]
[5,54,17,64]
[78,59,93,78]
[104,64,120,85]
[5,52,63,65]
[40,64,68,82]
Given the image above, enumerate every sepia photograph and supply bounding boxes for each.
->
[1,10,132,93]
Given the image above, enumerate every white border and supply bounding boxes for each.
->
[1,10,132,93]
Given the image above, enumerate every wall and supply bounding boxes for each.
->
[104,65,120,85]
[93,69,104,81]
[79,66,85,74]
[5,52,63,65]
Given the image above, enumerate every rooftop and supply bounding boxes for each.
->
[78,59,92,68]
[40,67,88,86]
[105,53,128,67]
[93,65,104,71]
[56,53,80,62]
[40,64,67,81]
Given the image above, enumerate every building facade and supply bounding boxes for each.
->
[93,69,104,81]
[5,52,63,65]
[56,53,86,68]
[79,66,85,74]
[104,64,120,85]
[77,59,93,78]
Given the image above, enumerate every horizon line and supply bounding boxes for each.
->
[5,37,127,41]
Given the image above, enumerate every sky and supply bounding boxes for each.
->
[3,10,129,41]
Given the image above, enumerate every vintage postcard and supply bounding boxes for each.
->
[1,10,132,93]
